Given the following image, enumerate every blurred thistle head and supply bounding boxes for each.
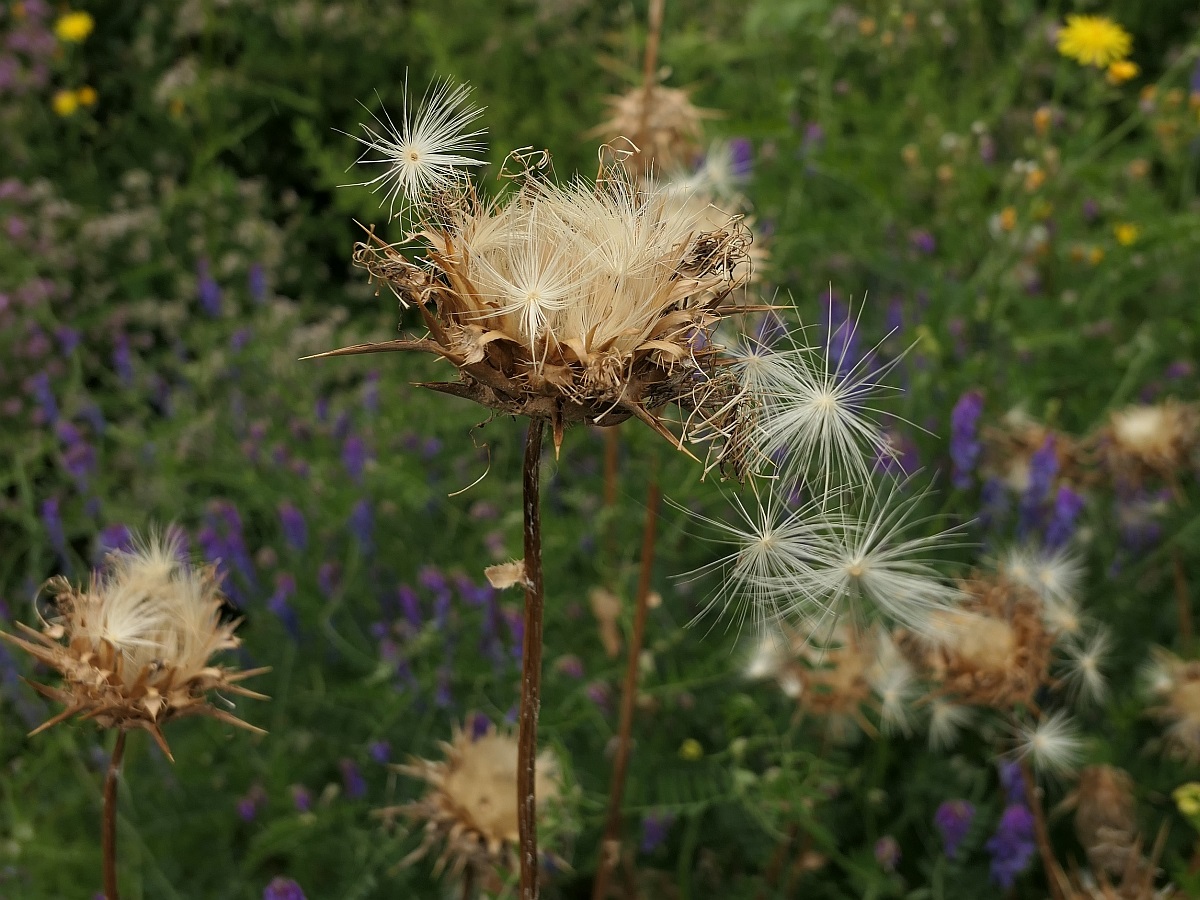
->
[1100,400,1199,486]
[0,530,267,759]
[906,573,1053,710]
[1012,710,1084,778]
[1060,764,1140,880]
[1144,647,1200,763]
[381,721,565,886]
[591,81,716,175]
[324,79,758,465]
[981,413,1085,494]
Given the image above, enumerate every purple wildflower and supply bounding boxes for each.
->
[278,501,307,551]
[985,804,1036,889]
[949,390,984,489]
[197,260,222,317]
[95,524,133,561]
[1018,436,1058,537]
[362,372,380,415]
[435,666,453,708]
[230,327,252,352]
[317,562,340,597]
[113,333,134,385]
[56,326,80,355]
[263,877,306,900]
[368,740,390,764]
[909,229,937,255]
[29,371,57,423]
[640,811,676,854]
[998,760,1024,803]
[728,137,753,177]
[290,785,312,813]
[341,434,368,483]
[1082,198,1100,223]
[396,585,422,629]
[934,800,975,860]
[248,263,267,303]
[468,712,491,740]
[237,784,266,822]
[1045,486,1086,548]
[348,499,373,554]
[874,836,901,872]
[41,497,66,560]
[269,573,300,640]
[339,758,366,799]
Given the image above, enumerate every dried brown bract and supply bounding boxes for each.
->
[1060,765,1139,878]
[906,574,1054,709]
[381,723,565,890]
[0,533,267,758]
[1051,827,1175,900]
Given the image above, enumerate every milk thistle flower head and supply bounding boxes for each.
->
[1056,15,1133,68]
[381,721,565,885]
[0,530,267,758]
[323,80,757,463]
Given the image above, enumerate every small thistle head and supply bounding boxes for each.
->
[1014,711,1084,778]
[1066,765,1139,880]
[382,722,566,886]
[998,544,1084,625]
[1059,627,1111,706]
[345,78,487,224]
[0,530,266,757]
[1101,400,1199,484]
[592,82,715,175]
[926,697,973,751]
[1143,648,1200,762]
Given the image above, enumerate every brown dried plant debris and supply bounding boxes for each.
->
[1144,647,1200,763]
[981,412,1093,493]
[379,722,565,890]
[904,573,1054,710]
[1059,765,1140,879]
[1051,826,1176,900]
[1092,400,1200,488]
[0,533,267,759]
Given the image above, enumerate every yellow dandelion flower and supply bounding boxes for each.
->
[1114,222,1139,246]
[679,738,703,761]
[76,86,97,107]
[1087,246,1105,265]
[1106,59,1139,85]
[52,90,79,117]
[999,206,1017,232]
[1057,15,1132,68]
[54,11,95,43]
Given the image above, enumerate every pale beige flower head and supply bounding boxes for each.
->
[322,83,758,468]
[382,722,566,890]
[1100,400,1199,485]
[1144,647,1200,763]
[1,531,267,758]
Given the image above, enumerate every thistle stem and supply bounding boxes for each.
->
[518,418,546,900]
[1019,760,1063,900]
[592,480,661,900]
[102,730,127,900]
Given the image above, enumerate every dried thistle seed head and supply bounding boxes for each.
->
[1099,400,1199,485]
[591,83,716,175]
[0,531,267,758]
[788,623,880,742]
[906,573,1053,709]
[981,412,1088,493]
[381,722,566,887]
[1144,647,1200,763]
[328,141,756,466]
[1062,765,1139,879]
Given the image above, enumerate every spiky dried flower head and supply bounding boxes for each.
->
[0,531,267,758]
[1143,647,1200,763]
[981,412,1089,493]
[905,573,1053,709]
[591,82,716,175]
[788,623,880,742]
[381,722,565,888]
[1013,710,1084,777]
[1097,401,1199,486]
[1060,765,1139,880]
[998,544,1085,637]
[325,86,759,464]
[1059,627,1111,707]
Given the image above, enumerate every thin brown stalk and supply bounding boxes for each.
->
[102,730,127,900]
[591,481,662,900]
[1174,548,1192,655]
[518,418,547,900]
[1020,760,1063,900]
[634,0,667,176]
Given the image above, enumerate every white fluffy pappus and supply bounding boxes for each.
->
[1013,711,1084,777]
[1058,627,1111,706]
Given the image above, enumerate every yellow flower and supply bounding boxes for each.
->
[1106,60,1139,85]
[679,738,703,761]
[1024,167,1046,192]
[52,90,79,117]
[76,86,97,107]
[1087,246,1105,266]
[1033,106,1053,137]
[999,206,1017,232]
[1174,782,1200,818]
[1114,223,1139,246]
[1057,15,1132,68]
[54,11,95,43]
[858,17,877,37]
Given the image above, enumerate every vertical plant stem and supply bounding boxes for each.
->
[1174,548,1192,655]
[102,730,127,900]
[1019,760,1063,900]
[591,480,661,900]
[634,0,667,176]
[518,418,546,900]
